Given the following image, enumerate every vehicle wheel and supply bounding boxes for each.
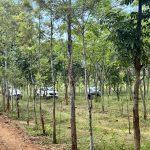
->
[97,93,100,96]
[88,94,92,100]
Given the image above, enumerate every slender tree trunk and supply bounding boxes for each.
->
[13,86,20,118]
[83,50,94,150]
[101,47,106,112]
[133,0,142,149]
[126,83,131,134]
[94,65,98,102]
[116,86,120,101]
[16,97,20,119]
[133,69,141,150]
[109,84,111,96]
[3,49,8,112]
[65,83,69,105]
[140,85,147,120]
[50,6,57,143]
[27,84,29,97]
[127,96,131,134]
[39,88,46,135]
[2,81,6,112]
[33,86,38,127]
[38,11,45,135]
[2,92,6,112]
[126,69,132,134]
[146,67,150,95]
[1,79,5,112]
[67,1,77,149]
[101,76,105,112]
[52,84,57,143]
[6,88,10,112]
[27,84,31,125]
[82,16,94,150]
[11,85,14,111]
[115,86,123,115]
[142,69,146,99]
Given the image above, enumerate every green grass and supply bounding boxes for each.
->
[0,92,150,150]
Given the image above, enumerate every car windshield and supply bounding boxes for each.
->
[47,87,54,90]
[89,87,96,91]
[88,87,99,91]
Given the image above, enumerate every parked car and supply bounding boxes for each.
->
[36,87,58,99]
[87,86,101,99]
[9,88,22,100]
[36,87,45,97]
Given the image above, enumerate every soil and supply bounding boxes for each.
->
[0,115,62,150]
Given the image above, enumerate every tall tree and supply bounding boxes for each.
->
[50,0,57,144]
[67,0,77,149]
[108,0,150,149]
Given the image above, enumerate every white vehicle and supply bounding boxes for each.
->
[37,87,58,99]
[9,88,22,99]
[87,86,101,99]
[36,87,45,97]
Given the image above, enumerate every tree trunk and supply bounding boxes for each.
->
[81,9,94,149]
[27,84,29,97]
[94,65,98,102]
[27,84,31,125]
[133,69,141,150]
[108,84,111,96]
[6,88,10,112]
[142,69,146,99]
[50,7,57,143]
[101,78,105,113]
[65,83,69,105]
[16,97,20,119]
[67,1,77,149]
[146,67,150,95]
[126,82,131,134]
[116,86,120,101]
[11,85,14,111]
[126,69,132,134]
[83,49,94,150]
[39,88,46,135]
[3,49,7,112]
[38,10,45,135]
[4,79,9,112]
[127,96,131,134]
[52,86,57,144]
[2,91,6,112]
[133,0,142,149]
[140,85,147,120]
[33,86,38,127]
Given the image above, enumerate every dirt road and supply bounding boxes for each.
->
[0,115,57,150]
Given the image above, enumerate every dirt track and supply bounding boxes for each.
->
[0,115,59,150]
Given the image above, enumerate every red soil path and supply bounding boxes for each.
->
[0,115,63,150]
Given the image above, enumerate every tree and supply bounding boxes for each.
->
[107,0,150,149]
[67,0,77,149]
[49,0,57,144]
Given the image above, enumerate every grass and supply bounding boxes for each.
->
[0,91,150,150]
